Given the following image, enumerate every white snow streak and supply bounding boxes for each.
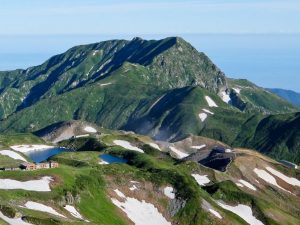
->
[202,108,214,115]
[0,150,27,161]
[148,143,161,151]
[10,145,54,153]
[164,186,175,199]
[25,201,66,218]
[64,205,85,220]
[217,201,264,225]
[0,176,52,192]
[111,189,171,225]
[0,211,32,225]
[253,168,289,192]
[205,96,218,107]
[238,179,257,191]
[199,113,208,122]
[113,140,144,153]
[190,145,206,150]
[209,208,222,219]
[233,88,241,94]
[169,146,189,159]
[84,126,97,133]
[192,174,210,186]
[221,91,231,103]
[266,167,300,187]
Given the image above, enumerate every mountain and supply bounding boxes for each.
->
[267,88,300,107]
[0,37,299,163]
[227,79,298,114]
[233,112,300,163]
[0,128,300,225]
[0,37,299,225]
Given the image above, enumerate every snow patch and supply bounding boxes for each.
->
[202,108,214,115]
[99,160,109,165]
[221,91,231,103]
[129,185,138,191]
[25,201,66,218]
[190,144,206,150]
[254,168,289,192]
[236,183,244,187]
[205,96,218,107]
[0,176,52,192]
[233,88,241,94]
[169,146,189,159]
[113,140,144,153]
[238,179,257,191]
[192,174,210,186]
[0,150,27,161]
[148,142,161,151]
[100,82,112,87]
[64,205,85,220]
[0,211,32,225]
[217,201,264,225]
[164,186,175,199]
[84,126,97,133]
[92,50,99,56]
[209,208,222,219]
[75,134,90,138]
[111,189,171,225]
[148,94,166,112]
[115,189,126,198]
[266,167,300,187]
[130,180,139,184]
[10,145,54,153]
[198,113,208,122]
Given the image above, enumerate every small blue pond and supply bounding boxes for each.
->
[100,154,128,164]
[25,147,67,163]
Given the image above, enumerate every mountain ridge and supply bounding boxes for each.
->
[0,37,299,164]
[267,88,300,107]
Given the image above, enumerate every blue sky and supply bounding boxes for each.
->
[1,0,300,35]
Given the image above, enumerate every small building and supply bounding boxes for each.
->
[49,161,59,168]
[20,161,59,170]
[20,162,37,170]
[36,163,50,169]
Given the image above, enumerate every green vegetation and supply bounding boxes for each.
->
[0,205,16,218]
[234,112,300,163]
[0,155,23,168]
[0,37,299,224]
[228,79,299,114]
[0,133,45,149]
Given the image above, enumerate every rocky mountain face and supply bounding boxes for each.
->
[0,37,227,120]
[0,37,299,163]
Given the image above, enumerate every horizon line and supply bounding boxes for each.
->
[1,32,300,37]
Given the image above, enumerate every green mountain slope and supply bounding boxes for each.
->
[1,129,300,225]
[0,37,227,120]
[234,112,300,163]
[0,37,299,164]
[228,79,299,114]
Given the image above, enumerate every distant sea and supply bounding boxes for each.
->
[0,34,299,92]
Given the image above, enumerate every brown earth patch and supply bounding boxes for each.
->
[105,175,174,224]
